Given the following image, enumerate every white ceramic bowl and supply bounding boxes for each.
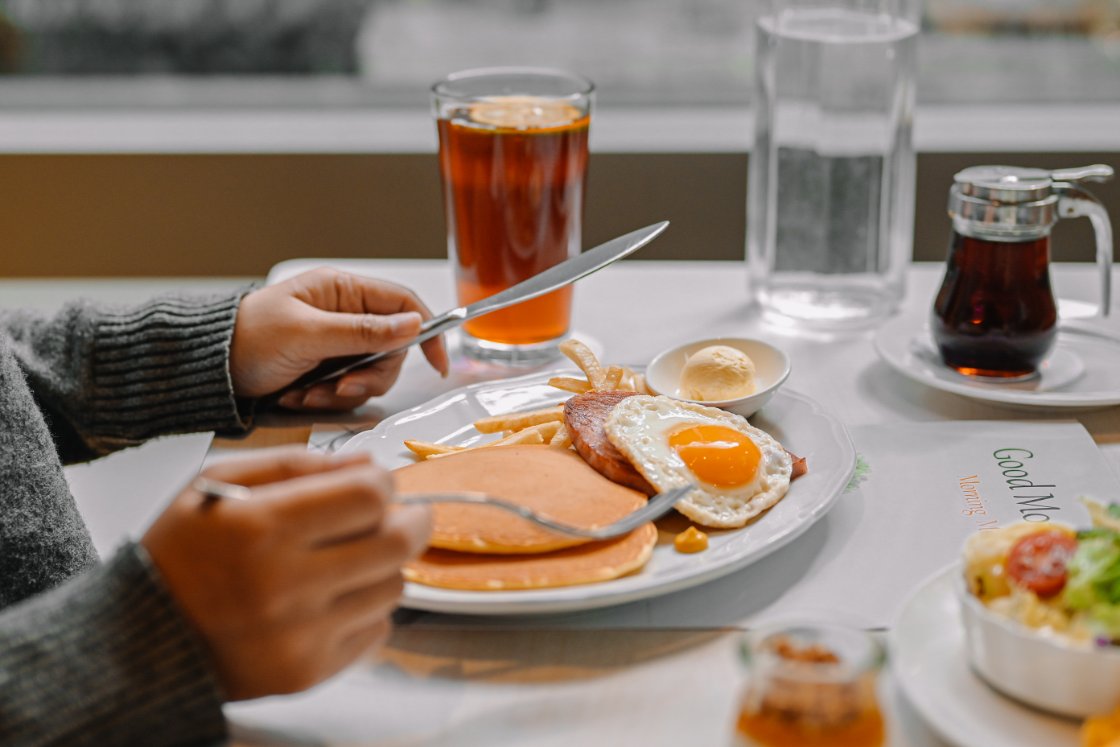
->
[645,337,791,418]
[956,572,1120,718]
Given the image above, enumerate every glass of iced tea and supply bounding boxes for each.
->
[432,67,593,365]
[734,623,886,747]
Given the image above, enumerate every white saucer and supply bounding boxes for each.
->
[874,313,1120,410]
[889,566,1080,747]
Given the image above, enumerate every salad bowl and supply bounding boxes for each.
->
[958,512,1120,718]
[958,574,1120,718]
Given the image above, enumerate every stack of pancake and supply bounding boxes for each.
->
[398,445,657,591]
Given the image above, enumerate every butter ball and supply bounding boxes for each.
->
[679,345,757,401]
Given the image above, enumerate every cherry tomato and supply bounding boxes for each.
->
[1006,530,1078,598]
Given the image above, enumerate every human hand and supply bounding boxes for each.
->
[230,268,450,409]
[142,447,431,701]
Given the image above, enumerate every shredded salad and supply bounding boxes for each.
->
[962,499,1120,647]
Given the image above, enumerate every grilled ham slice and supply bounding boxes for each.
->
[564,390,656,495]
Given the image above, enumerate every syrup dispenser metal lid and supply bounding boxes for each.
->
[948,163,1114,240]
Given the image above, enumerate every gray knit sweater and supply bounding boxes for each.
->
[0,292,253,745]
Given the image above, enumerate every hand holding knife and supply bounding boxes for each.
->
[266,221,669,405]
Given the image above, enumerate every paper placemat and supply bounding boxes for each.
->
[395,420,1118,630]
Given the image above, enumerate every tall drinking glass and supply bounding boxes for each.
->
[433,67,593,365]
[747,0,918,330]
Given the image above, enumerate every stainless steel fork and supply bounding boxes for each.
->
[193,476,692,542]
[394,485,694,541]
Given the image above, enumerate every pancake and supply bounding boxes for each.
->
[404,523,658,591]
[394,445,648,554]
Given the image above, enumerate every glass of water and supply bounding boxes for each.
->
[747,0,919,331]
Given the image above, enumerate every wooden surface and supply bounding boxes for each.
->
[1,152,1115,277]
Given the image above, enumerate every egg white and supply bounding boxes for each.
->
[604,395,792,528]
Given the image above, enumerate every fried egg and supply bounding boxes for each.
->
[604,395,792,528]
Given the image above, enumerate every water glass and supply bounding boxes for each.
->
[747,0,919,330]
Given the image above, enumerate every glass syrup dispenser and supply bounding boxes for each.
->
[932,164,1113,379]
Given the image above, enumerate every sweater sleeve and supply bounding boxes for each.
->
[0,543,227,746]
[0,292,254,464]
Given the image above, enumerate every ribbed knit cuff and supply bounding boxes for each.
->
[85,292,253,442]
[0,544,228,746]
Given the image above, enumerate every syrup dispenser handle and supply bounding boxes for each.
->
[1051,164,1115,184]
[1055,184,1113,318]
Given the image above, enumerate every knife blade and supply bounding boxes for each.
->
[271,220,669,399]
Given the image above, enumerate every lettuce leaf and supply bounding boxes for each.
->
[1086,603,1120,641]
[1064,531,1120,638]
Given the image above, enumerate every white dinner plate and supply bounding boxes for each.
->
[874,313,1120,411]
[889,565,1080,747]
[339,370,855,615]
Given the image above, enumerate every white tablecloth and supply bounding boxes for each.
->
[4,262,1117,747]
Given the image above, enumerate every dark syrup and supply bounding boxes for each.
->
[931,232,1057,378]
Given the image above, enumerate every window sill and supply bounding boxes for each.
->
[0,104,1116,154]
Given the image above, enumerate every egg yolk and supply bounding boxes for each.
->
[668,424,760,488]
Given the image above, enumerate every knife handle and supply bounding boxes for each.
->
[260,308,464,408]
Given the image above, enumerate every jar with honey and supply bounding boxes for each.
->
[931,164,1114,379]
[733,623,885,747]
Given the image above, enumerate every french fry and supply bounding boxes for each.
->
[617,366,640,391]
[445,430,544,451]
[504,430,545,446]
[560,339,606,390]
[428,432,543,458]
[549,422,572,449]
[404,440,463,460]
[548,376,592,394]
[602,366,625,391]
[427,421,562,459]
[492,420,560,446]
[473,405,564,434]
[409,338,647,461]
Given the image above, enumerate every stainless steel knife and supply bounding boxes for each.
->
[273,220,669,399]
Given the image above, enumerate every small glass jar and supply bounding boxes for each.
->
[733,623,886,747]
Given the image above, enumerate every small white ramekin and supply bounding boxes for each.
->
[645,337,791,419]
